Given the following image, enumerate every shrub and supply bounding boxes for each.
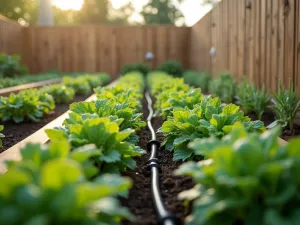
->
[0,52,28,78]
[121,63,150,76]
[156,60,184,77]
[183,71,211,92]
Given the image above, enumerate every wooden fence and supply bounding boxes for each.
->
[1,0,300,90]
[190,0,299,92]
[0,15,23,55]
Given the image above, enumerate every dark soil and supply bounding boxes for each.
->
[0,94,90,152]
[247,110,275,127]
[121,96,194,225]
[281,125,300,141]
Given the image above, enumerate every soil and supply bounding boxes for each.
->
[280,125,300,141]
[0,94,90,152]
[121,96,194,225]
[247,110,276,127]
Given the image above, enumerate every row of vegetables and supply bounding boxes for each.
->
[184,71,300,132]
[0,73,110,148]
[0,72,147,225]
[148,72,300,225]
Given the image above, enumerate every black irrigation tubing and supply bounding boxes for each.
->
[145,91,180,225]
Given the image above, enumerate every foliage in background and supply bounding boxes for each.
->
[63,76,91,96]
[0,139,134,225]
[41,84,75,104]
[0,52,28,78]
[0,125,4,148]
[141,0,185,25]
[236,77,270,120]
[268,82,300,131]
[208,72,236,103]
[177,123,300,225]
[183,71,211,92]
[121,63,150,76]
[156,61,184,78]
[0,89,55,123]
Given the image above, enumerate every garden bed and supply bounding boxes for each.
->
[0,94,90,152]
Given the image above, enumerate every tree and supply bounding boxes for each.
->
[77,0,109,24]
[140,0,185,25]
[0,0,37,25]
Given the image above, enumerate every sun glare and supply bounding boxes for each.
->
[52,0,84,11]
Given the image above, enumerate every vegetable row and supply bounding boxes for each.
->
[148,72,300,225]
[0,72,146,225]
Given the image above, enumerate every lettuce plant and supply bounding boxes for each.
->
[268,82,300,131]
[41,84,75,104]
[209,72,236,103]
[69,99,146,144]
[177,123,300,225]
[160,96,265,161]
[47,117,144,174]
[63,76,91,95]
[0,89,55,123]
[1,139,134,225]
[0,125,4,147]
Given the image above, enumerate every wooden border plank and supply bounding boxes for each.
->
[0,78,62,96]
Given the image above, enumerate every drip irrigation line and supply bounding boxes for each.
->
[145,91,180,225]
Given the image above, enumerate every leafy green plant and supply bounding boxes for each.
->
[0,89,55,123]
[183,71,211,92]
[268,82,300,131]
[156,60,184,77]
[209,72,236,103]
[81,73,111,88]
[121,63,150,76]
[159,96,265,161]
[63,76,91,96]
[47,116,144,174]
[41,84,75,104]
[1,139,134,225]
[0,52,28,78]
[236,78,270,119]
[177,123,300,225]
[0,125,4,148]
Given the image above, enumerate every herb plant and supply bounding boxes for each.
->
[177,123,300,225]
[236,78,270,120]
[0,89,55,123]
[41,84,75,104]
[1,139,134,225]
[183,71,211,92]
[268,82,300,131]
[208,72,236,103]
[0,125,4,148]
